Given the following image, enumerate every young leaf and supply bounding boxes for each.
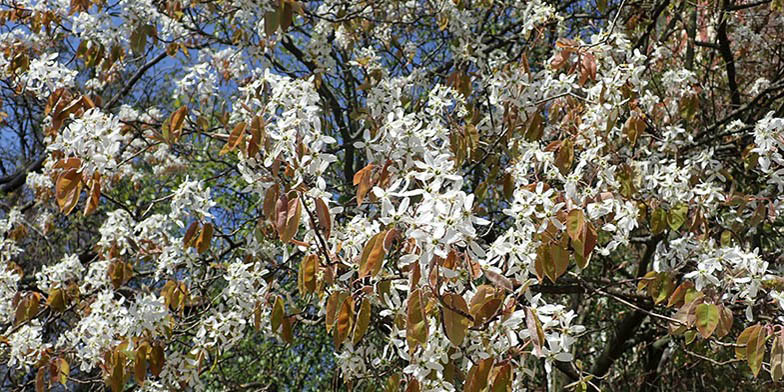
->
[352,298,371,345]
[169,106,188,142]
[183,221,200,249]
[526,307,545,357]
[148,342,164,377]
[406,289,428,351]
[271,295,284,333]
[555,139,574,174]
[353,163,374,205]
[442,293,470,346]
[667,281,694,308]
[301,254,318,293]
[549,243,569,281]
[46,288,67,313]
[771,336,784,381]
[715,305,733,339]
[484,268,513,292]
[465,357,495,392]
[325,291,347,333]
[314,197,332,240]
[83,173,100,216]
[747,325,767,377]
[667,203,688,232]
[280,194,301,243]
[334,295,353,348]
[650,207,667,234]
[694,303,719,339]
[566,209,585,243]
[55,168,83,215]
[359,231,387,278]
[263,184,279,221]
[196,222,213,254]
[219,121,246,155]
[134,342,148,386]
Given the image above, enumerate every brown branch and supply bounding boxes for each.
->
[0,154,45,194]
[105,51,168,109]
[717,0,742,108]
[589,235,662,383]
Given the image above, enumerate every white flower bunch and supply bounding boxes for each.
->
[48,108,126,178]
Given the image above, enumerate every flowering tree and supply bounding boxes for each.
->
[2,0,784,390]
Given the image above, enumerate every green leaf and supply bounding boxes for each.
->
[650,207,667,234]
[566,209,585,243]
[264,6,281,36]
[271,296,284,333]
[694,303,719,339]
[667,203,688,231]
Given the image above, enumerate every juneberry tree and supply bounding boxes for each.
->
[2,0,784,391]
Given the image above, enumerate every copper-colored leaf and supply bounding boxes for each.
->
[280,194,301,243]
[161,280,188,312]
[134,341,149,386]
[465,358,495,392]
[548,243,569,282]
[219,121,246,155]
[325,291,347,333]
[667,281,694,308]
[107,261,133,289]
[526,307,545,357]
[183,221,200,249]
[555,139,574,175]
[15,292,41,326]
[405,378,420,392]
[484,268,513,292]
[353,163,374,205]
[359,231,387,278]
[281,316,293,343]
[581,222,598,259]
[148,342,164,377]
[46,288,67,313]
[715,305,733,339]
[406,289,428,351]
[334,295,353,348]
[106,350,127,392]
[169,106,187,141]
[263,184,279,221]
[442,293,470,346]
[55,168,82,215]
[302,254,318,293]
[36,366,46,392]
[196,222,213,254]
[314,197,332,240]
[771,336,784,381]
[264,6,280,36]
[247,117,262,158]
[352,298,371,345]
[491,363,512,392]
[83,173,100,216]
[469,285,503,327]
[386,374,402,392]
